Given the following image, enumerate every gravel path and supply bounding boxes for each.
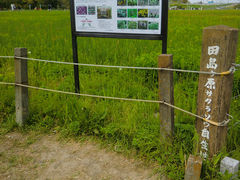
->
[0,132,163,180]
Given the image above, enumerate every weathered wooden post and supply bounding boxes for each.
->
[196,25,239,158]
[158,54,174,138]
[14,48,29,126]
[184,155,202,180]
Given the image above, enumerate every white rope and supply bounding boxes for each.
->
[233,63,240,68]
[0,56,234,76]
[163,101,230,126]
[0,81,164,103]
[0,81,229,126]
[233,94,240,99]
[0,82,15,86]
[0,56,14,59]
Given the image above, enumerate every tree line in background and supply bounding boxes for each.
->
[0,0,70,9]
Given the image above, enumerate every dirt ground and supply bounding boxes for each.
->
[0,132,164,180]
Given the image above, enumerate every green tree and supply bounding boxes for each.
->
[0,0,14,9]
[60,0,69,8]
[0,0,65,9]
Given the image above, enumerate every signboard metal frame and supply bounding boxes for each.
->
[70,0,169,93]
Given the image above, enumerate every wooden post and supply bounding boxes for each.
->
[184,155,202,180]
[158,54,174,138]
[196,25,239,158]
[14,48,29,126]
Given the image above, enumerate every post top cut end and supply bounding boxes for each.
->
[159,54,173,57]
[204,25,238,32]
[14,48,28,57]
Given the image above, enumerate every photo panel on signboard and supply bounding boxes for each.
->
[117,20,128,29]
[148,21,159,30]
[138,0,148,6]
[138,9,148,18]
[128,21,138,29]
[117,9,127,18]
[117,0,127,6]
[72,0,166,39]
[149,0,159,5]
[128,9,138,18]
[88,6,96,15]
[97,6,112,19]
[149,9,159,18]
[76,6,87,15]
[128,0,137,6]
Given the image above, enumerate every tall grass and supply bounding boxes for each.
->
[0,10,240,179]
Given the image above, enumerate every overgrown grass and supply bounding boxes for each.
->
[0,10,240,179]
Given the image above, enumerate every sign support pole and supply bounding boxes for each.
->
[162,36,167,54]
[161,0,168,54]
[72,35,80,93]
[70,0,80,93]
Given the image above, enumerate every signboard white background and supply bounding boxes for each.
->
[74,0,162,35]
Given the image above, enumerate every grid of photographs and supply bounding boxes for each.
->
[117,0,159,6]
[117,20,159,30]
[117,0,160,30]
[117,8,159,19]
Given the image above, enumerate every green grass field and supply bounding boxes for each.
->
[0,10,240,179]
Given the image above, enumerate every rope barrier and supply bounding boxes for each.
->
[0,55,236,126]
[0,56,14,59]
[233,63,240,68]
[0,81,230,127]
[0,56,235,76]
[0,82,15,86]
[233,94,240,99]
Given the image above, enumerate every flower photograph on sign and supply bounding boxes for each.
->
[128,9,138,18]
[128,0,137,6]
[117,9,127,18]
[76,6,87,15]
[138,9,148,18]
[149,0,159,5]
[97,6,112,19]
[148,21,159,30]
[117,0,127,6]
[128,21,138,29]
[88,6,95,15]
[149,9,159,18]
[138,0,148,6]
[117,20,128,29]
[138,21,148,29]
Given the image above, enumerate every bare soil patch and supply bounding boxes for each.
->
[0,132,162,180]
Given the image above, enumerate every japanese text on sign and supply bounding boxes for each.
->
[200,45,220,159]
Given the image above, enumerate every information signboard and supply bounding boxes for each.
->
[69,0,169,92]
[70,0,168,40]
[74,0,162,35]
